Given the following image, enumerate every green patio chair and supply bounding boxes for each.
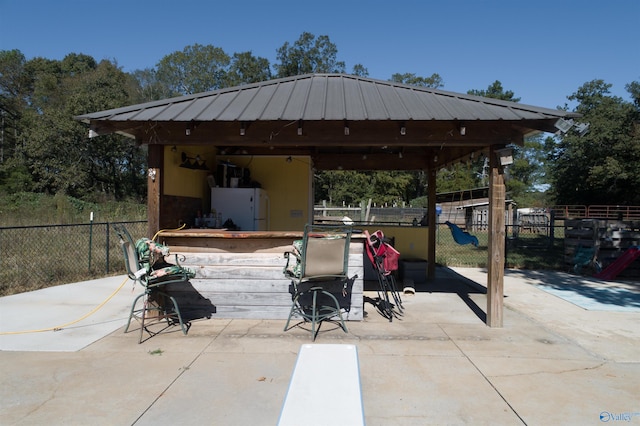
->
[113,224,194,343]
[283,224,356,341]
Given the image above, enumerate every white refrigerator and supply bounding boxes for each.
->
[211,188,269,231]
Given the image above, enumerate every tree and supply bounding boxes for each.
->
[0,50,29,164]
[508,134,552,207]
[436,162,482,193]
[226,51,272,86]
[467,80,520,102]
[127,68,174,103]
[274,32,346,78]
[547,79,640,205]
[156,43,230,95]
[314,170,415,207]
[390,72,443,89]
[22,56,140,198]
[351,64,368,77]
[2,51,147,200]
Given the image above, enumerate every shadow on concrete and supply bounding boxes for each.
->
[507,269,640,310]
[365,266,489,323]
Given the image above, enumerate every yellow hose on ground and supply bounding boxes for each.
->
[0,275,130,335]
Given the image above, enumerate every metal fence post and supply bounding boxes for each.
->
[88,212,94,271]
[105,222,110,274]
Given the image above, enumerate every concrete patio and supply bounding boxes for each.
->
[1,267,639,425]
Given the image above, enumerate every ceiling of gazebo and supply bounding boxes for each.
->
[76,73,579,170]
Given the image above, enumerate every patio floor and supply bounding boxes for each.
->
[1,267,639,425]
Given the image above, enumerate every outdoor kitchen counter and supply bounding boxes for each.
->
[154,229,366,320]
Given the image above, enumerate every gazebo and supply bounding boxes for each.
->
[77,73,579,327]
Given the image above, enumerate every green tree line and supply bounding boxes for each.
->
[1,32,638,210]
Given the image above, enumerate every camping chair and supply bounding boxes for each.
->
[113,224,194,343]
[364,230,403,321]
[283,224,357,341]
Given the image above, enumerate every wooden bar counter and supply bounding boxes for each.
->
[156,229,364,321]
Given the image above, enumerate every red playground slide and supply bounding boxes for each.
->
[594,247,640,281]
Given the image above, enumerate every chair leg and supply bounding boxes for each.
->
[284,293,300,332]
[311,290,348,341]
[139,295,148,343]
[311,290,318,341]
[321,290,348,334]
[376,274,394,321]
[124,293,145,334]
[163,292,188,335]
[126,290,189,343]
[284,288,348,340]
[388,274,404,312]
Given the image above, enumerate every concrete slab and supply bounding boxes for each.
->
[1,267,639,425]
[0,275,135,352]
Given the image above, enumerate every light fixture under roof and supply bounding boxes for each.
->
[574,122,590,136]
[554,118,574,133]
[495,147,513,166]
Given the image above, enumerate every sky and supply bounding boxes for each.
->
[1,0,638,109]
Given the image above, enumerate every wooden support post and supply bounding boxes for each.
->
[487,146,505,327]
[147,144,163,239]
[427,167,437,280]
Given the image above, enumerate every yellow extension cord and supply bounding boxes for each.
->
[0,224,187,336]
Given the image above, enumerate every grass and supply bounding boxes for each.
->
[436,225,566,271]
[0,192,146,227]
[0,221,148,296]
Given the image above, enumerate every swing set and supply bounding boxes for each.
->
[443,188,480,247]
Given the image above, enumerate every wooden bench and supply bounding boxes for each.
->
[278,344,364,426]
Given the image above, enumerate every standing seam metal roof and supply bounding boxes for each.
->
[76,73,575,124]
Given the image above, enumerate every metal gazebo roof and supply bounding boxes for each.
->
[77,73,579,170]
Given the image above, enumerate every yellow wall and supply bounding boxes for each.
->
[219,155,312,231]
[164,148,312,230]
[360,225,429,260]
[162,149,427,258]
[164,146,216,206]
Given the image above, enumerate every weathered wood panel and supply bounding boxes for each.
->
[168,240,364,320]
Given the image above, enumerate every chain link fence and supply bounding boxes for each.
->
[316,206,567,270]
[431,223,564,269]
[0,221,146,296]
[1,218,568,296]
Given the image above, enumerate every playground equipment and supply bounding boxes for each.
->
[594,246,640,281]
[445,221,479,247]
